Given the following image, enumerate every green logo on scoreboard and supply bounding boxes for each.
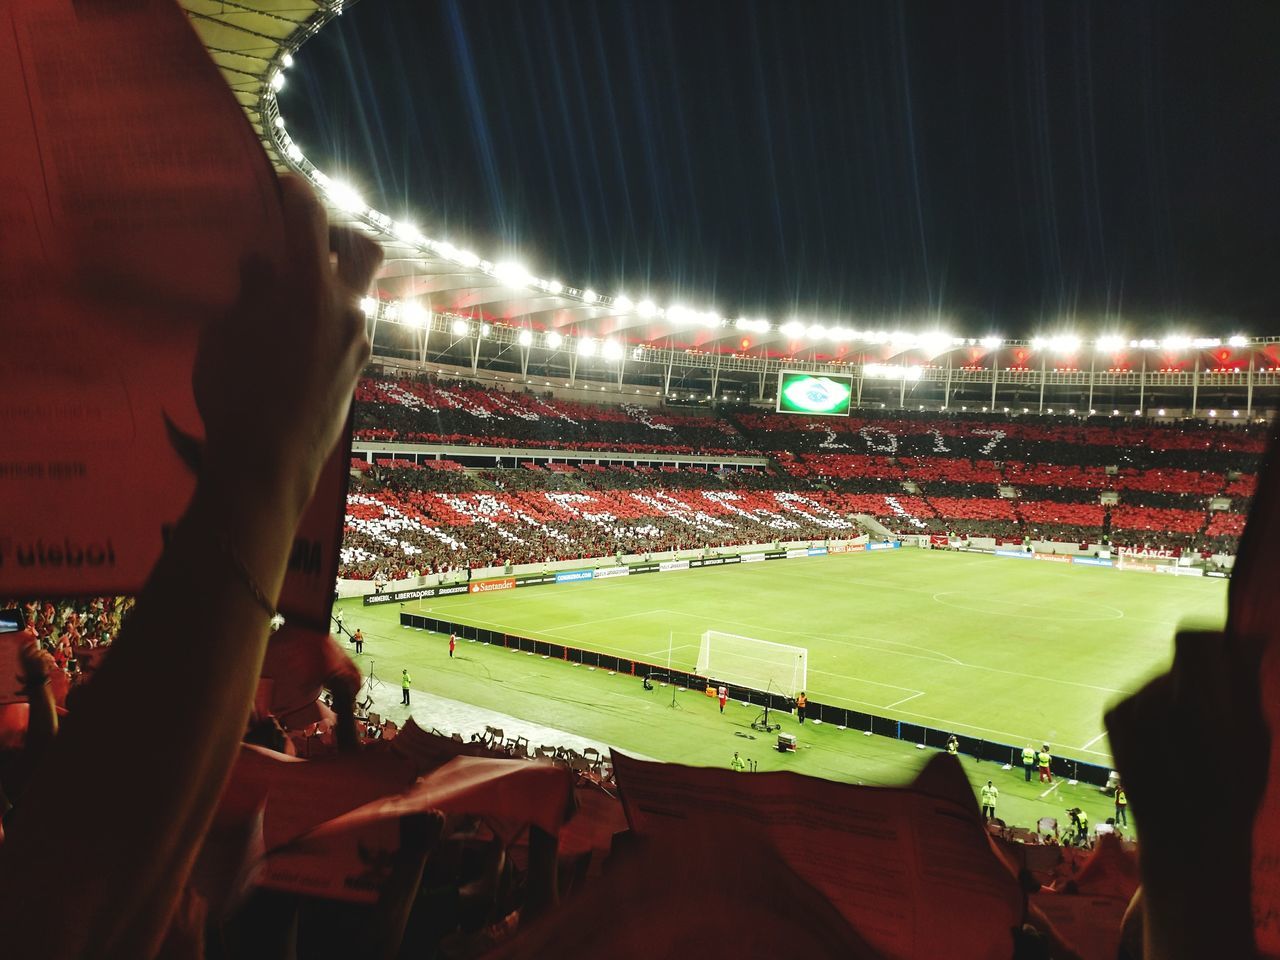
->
[777,372,854,415]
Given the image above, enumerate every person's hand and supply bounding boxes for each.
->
[1105,629,1267,958]
[324,665,361,710]
[194,175,382,515]
[16,635,56,691]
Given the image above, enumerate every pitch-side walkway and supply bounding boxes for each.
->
[359,677,653,760]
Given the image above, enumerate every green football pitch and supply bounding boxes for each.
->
[336,549,1226,831]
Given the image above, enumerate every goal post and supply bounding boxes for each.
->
[695,630,808,698]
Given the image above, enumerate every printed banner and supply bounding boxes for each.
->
[469,577,516,594]
[0,0,347,627]
[1115,561,1157,573]
[515,574,557,588]
[1072,557,1113,567]
[1032,553,1073,564]
[866,542,900,551]
[994,549,1033,559]
[786,548,810,559]
[555,569,594,583]
[807,547,829,556]
[593,566,630,579]
[363,582,470,606]
[741,553,767,563]
[659,560,690,572]
[1154,565,1205,577]
[1116,546,1181,559]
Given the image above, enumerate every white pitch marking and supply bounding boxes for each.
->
[884,691,924,709]
[1039,781,1063,800]
[1079,731,1109,750]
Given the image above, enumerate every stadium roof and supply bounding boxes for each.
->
[184,0,1280,411]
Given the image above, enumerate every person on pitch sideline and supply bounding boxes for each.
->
[448,631,456,658]
[1022,744,1037,782]
[1114,783,1128,826]
[796,690,807,723]
[730,751,746,772]
[946,734,959,757]
[401,668,412,706]
[352,628,363,654]
[980,780,998,820]
[718,684,728,714]
[1038,744,1053,783]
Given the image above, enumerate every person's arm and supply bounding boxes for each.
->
[1105,630,1266,960]
[0,178,381,959]
[17,637,58,759]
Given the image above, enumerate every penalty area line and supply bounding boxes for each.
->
[1039,781,1063,800]
[884,691,924,709]
[1079,731,1109,750]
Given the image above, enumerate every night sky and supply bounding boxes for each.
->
[281,0,1279,336]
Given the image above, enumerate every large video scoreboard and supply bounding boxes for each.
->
[775,371,854,416]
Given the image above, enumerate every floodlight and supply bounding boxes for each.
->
[1228,335,1248,347]
[402,302,428,327]
[492,261,532,288]
[394,222,424,245]
[614,295,634,313]
[577,339,597,357]
[326,181,365,214]
[518,330,533,347]
[1095,335,1125,352]
[451,318,469,337]
[582,289,598,304]
[637,299,657,318]
[545,332,562,349]
[359,297,376,316]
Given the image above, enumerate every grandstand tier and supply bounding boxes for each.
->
[342,372,1260,578]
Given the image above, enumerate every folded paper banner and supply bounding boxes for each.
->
[611,752,1024,960]
[0,0,352,627]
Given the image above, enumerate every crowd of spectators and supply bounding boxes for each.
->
[339,439,1252,578]
[355,374,754,456]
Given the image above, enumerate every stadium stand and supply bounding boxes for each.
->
[355,375,755,455]
[342,382,1260,576]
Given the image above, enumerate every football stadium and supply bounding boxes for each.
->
[3,1,1279,958]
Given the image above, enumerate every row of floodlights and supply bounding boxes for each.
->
[268,70,1250,353]
[359,298,641,360]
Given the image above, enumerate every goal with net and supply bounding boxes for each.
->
[695,630,808,698]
